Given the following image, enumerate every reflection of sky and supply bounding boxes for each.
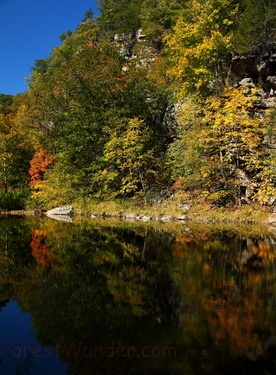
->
[0,300,68,375]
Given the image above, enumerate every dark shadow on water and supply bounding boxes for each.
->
[0,217,275,374]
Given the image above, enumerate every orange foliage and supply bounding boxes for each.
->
[172,243,188,258]
[170,178,186,192]
[29,148,53,187]
[30,229,55,268]
[205,296,264,357]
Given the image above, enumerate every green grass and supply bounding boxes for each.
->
[71,197,270,226]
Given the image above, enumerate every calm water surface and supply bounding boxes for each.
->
[0,217,275,375]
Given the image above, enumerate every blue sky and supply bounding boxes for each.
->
[0,0,99,95]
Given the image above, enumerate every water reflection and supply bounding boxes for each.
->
[0,300,67,375]
[0,217,275,374]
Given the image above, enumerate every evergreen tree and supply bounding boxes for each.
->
[234,0,276,54]
[97,0,143,37]
[0,94,13,115]
[140,0,184,46]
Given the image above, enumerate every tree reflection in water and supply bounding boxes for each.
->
[0,217,275,375]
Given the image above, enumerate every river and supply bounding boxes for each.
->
[0,217,275,375]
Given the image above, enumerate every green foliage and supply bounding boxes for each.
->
[0,113,32,196]
[166,99,208,187]
[0,189,29,210]
[0,94,13,115]
[1,1,275,210]
[98,118,157,200]
[140,0,184,42]
[25,14,169,202]
[97,0,143,36]
[29,157,80,208]
[234,0,276,54]
[253,108,276,204]
[27,39,126,194]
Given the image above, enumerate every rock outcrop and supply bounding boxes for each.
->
[46,205,73,216]
[268,213,276,226]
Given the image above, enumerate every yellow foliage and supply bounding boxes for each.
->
[165,0,238,97]
[167,85,274,204]
[101,117,156,198]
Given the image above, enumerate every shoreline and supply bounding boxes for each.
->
[0,206,273,226]
[1,206,275,238]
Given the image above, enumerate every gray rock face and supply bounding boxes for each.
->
[125,213,138,220]
[268,213,276,226]
[239,78,255,88]
[140,215,152,221]
[177,216,187,221]
[46,205,73,216]
[266,76,276,89]
[159,215,174,221]
[254,97,276,108]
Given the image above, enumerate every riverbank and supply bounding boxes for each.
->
[73,198,273,224]
[1,199,272,226]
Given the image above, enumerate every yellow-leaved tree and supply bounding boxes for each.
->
[165,0,238,97]
[167,87,274,205]
[96,118,156,202]
[253,108,276,204]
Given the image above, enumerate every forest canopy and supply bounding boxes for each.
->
[0,0,275,210]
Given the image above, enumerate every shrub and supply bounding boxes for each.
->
[0,189,30,210]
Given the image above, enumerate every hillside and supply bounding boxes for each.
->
[0,0,275,214]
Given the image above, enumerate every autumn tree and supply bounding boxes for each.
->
[24,5,172,204]
[167,87,272,205]
[0,114,15,194]
[97,118,157,201]
[27,35,127,195]
[165,0,239,97]
[29,148,53,191]
[0,113,32,209]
